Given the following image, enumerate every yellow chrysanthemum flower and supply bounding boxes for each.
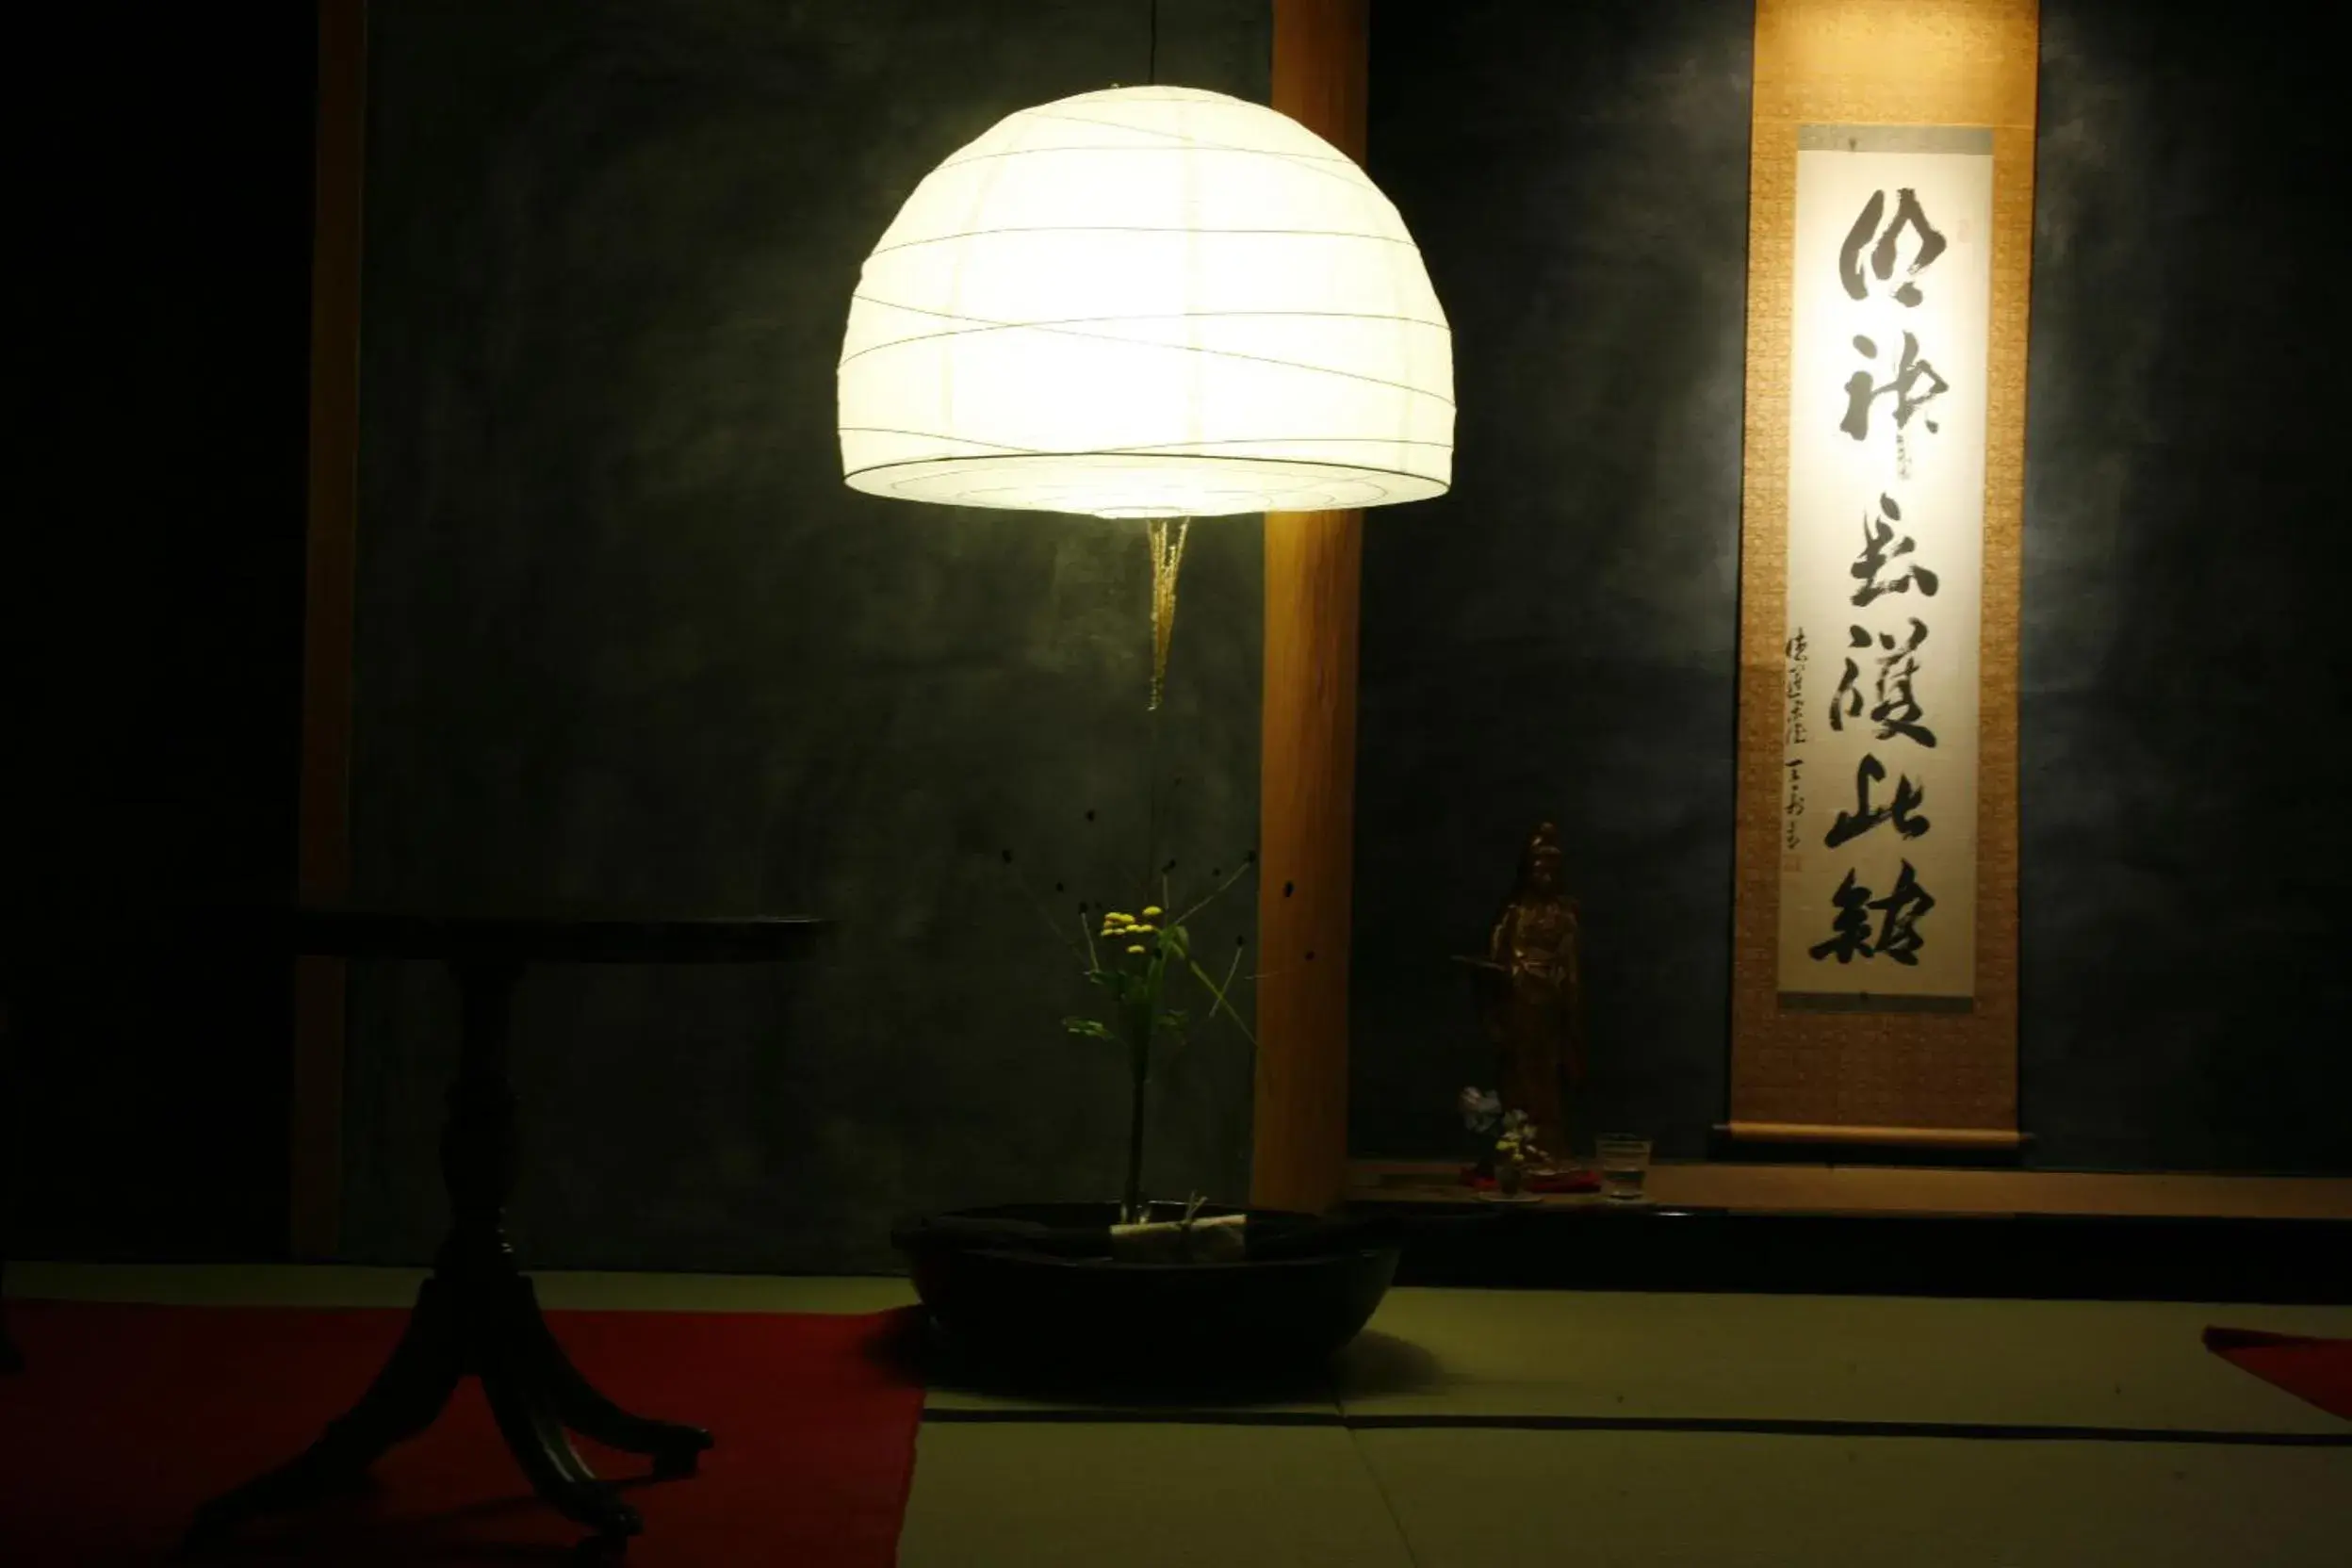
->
[1141,906,1163,918]
[1103,912,1135,925]
[1126,943,1147,956]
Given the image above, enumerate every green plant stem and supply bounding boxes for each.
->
[1125,549,1168,1222]
[1122,1019,1151,1224]
[1145,669,1165,909]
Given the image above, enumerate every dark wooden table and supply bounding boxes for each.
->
[5,906,828,1550]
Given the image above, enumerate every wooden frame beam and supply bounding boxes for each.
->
[1350,1160,2352,1221]
[291,0,367,1259]
[1252,0,1370,1216]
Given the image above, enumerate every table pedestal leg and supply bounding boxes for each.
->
[188,1279,463,1535]
[0,1281,20,1375]
[518,1286,712,1476]
[185,958,710,1552]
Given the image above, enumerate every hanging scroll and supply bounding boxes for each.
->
[1730,0,2036,1142]
[1778,128,1990,1009]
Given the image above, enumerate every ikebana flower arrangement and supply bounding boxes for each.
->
[1460,1086,1548,1195]
[863,85,1445,1370]
[1006,838,1258,1225]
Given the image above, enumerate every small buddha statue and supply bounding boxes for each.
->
[1459,822,1585,1163]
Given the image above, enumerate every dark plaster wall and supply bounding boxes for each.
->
[1350,0,2351,1174]
[344,0,1270,1272]
[2018,2,2351,1172]
[1351,0,1755,1160]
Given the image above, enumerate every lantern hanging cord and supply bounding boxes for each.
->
[1147,516,1189,712]
[1148,0,1158,86]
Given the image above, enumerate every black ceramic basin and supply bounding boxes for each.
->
[898,1201,1401,1377]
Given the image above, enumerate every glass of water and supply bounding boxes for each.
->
[1595,1135,1653,1202]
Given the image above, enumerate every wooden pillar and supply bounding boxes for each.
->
[1252,0,1368,1216]
[291,0,367,1259]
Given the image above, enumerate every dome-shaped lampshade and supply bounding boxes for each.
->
[838,86,1452,519]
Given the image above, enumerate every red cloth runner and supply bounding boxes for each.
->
[0,1300,926,1566]
[2202,1326,2352,1421]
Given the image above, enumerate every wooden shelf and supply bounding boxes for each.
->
[1348,1161,2352,1221]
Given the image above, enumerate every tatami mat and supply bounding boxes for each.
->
[13,1269,2333,1438]
[897,1422,1413,1568]
[1334,1289,2352,1435]
[16,1267,2344,1436]
[12,1264,2345,1565]
[1354,1427,2352,1568]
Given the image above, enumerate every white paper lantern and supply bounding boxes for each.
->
[838,86,1452,519]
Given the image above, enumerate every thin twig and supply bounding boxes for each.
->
[1214,939,1248,1010]
[1171,858,1256,929]
[1186,948,1256,1046]
[1004,858,1090,971]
